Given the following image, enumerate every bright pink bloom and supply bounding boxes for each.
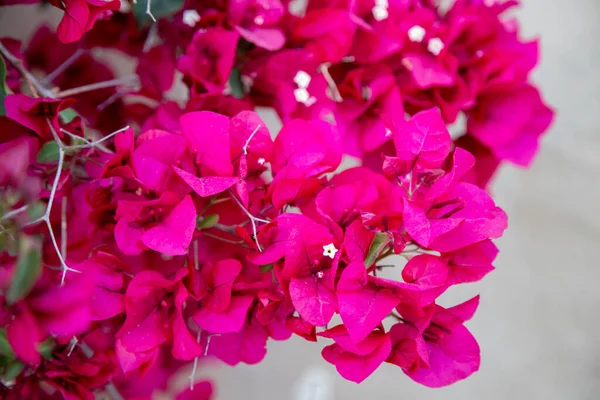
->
[4,94,74,139]
[50,0,121,43]
[178,28,240,94]
[321,325,392,383]
[467,85,554,166]
[389,297,481,387]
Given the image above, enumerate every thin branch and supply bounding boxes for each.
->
[319,63,343,103]
[201,232,244,245]
[0,205,28,222]
[67,336,78,357]
[189,330,201,391]
[61,197,67,259]
[29,122,127,285]
[243,125,262,155]
[60,128,93,146]
[66,125,129,149]
[43,49,85,85]
[142,21,159,52]
[229,191,268,251]
[55,76,139,98]
[193,240,199,270]
[97,88,127,111]
[0,41,56,98]
[146,0,156,22]
[105,382,125,400]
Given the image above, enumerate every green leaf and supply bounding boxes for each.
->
[228,68,245,99]
[37,141,60,163]
[27,201,46,221]
[4,360,23,381]
[7,236,42,304]
[38,337,56,360]
[59,108,78,124]
[0,329,14,358]
[0,56,7,116]
[364,232,391,267]
[133,0,185,26]
[197,214,219,230]
[260,263,274,273]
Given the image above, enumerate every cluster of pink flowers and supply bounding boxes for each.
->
[0,0,551,398]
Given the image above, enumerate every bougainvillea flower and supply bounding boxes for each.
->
[114,194,196,256]
[336,64,404,156]
[389,297,481,387]
[267,118,342,209]
[321,325,392,383]
[207,319,269,366]
[116,269,202,368]
[178,28,240,94]
[291,9,357,64]
[50,0,121,43]
[227,0,286,51]
[4,94,74,139]
[467,85,554,166]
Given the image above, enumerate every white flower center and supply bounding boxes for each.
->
[372,5,389,21]
[182,10,201,27]
[294,88,316,106]
[427,37,444,56]
[258,157,266,165]
[254,15,265,25]
[408,25,426,42]
[294,70,312,88]
[322,243,338,259]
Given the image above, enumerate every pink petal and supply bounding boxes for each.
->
[173,166,239,197]
[141,195,196,255]
[289,276,337,327]
[194,295,254,334]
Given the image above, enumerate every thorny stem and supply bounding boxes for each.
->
[146,0,156,22]
[189,330,201,391]
[61,129,93,146]
[61,197,67,259]
[67,336,78,357]
[28,121,128,285]
[55,76,139,98]
[229,191,268,251]
[0,204,29,222]
[105,382,125,400]
[201,232,244,245]
[0,41,56,98]
[319,63,343,103]
[43,48,85,85]
[243,125,262,155]
[1,40,132,287]
[65,126,130,149]
[142,22,159,53]
[193,240,199,270]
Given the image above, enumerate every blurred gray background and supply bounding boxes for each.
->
[1,0,600,398]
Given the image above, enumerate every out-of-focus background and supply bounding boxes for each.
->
[2,1,600,399]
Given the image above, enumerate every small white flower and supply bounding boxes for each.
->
[407,25,426,43]
[316,271,325,279]
[258,157,266,165]
[294,88,317,107]
[254,15,265,26]
[385,128,392,137]
[375,0,389,6]
[294,70,312,89]
[427,37,444,56]
[182,9,201,27]
[372,5,389,21]
[322,243,338,259]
